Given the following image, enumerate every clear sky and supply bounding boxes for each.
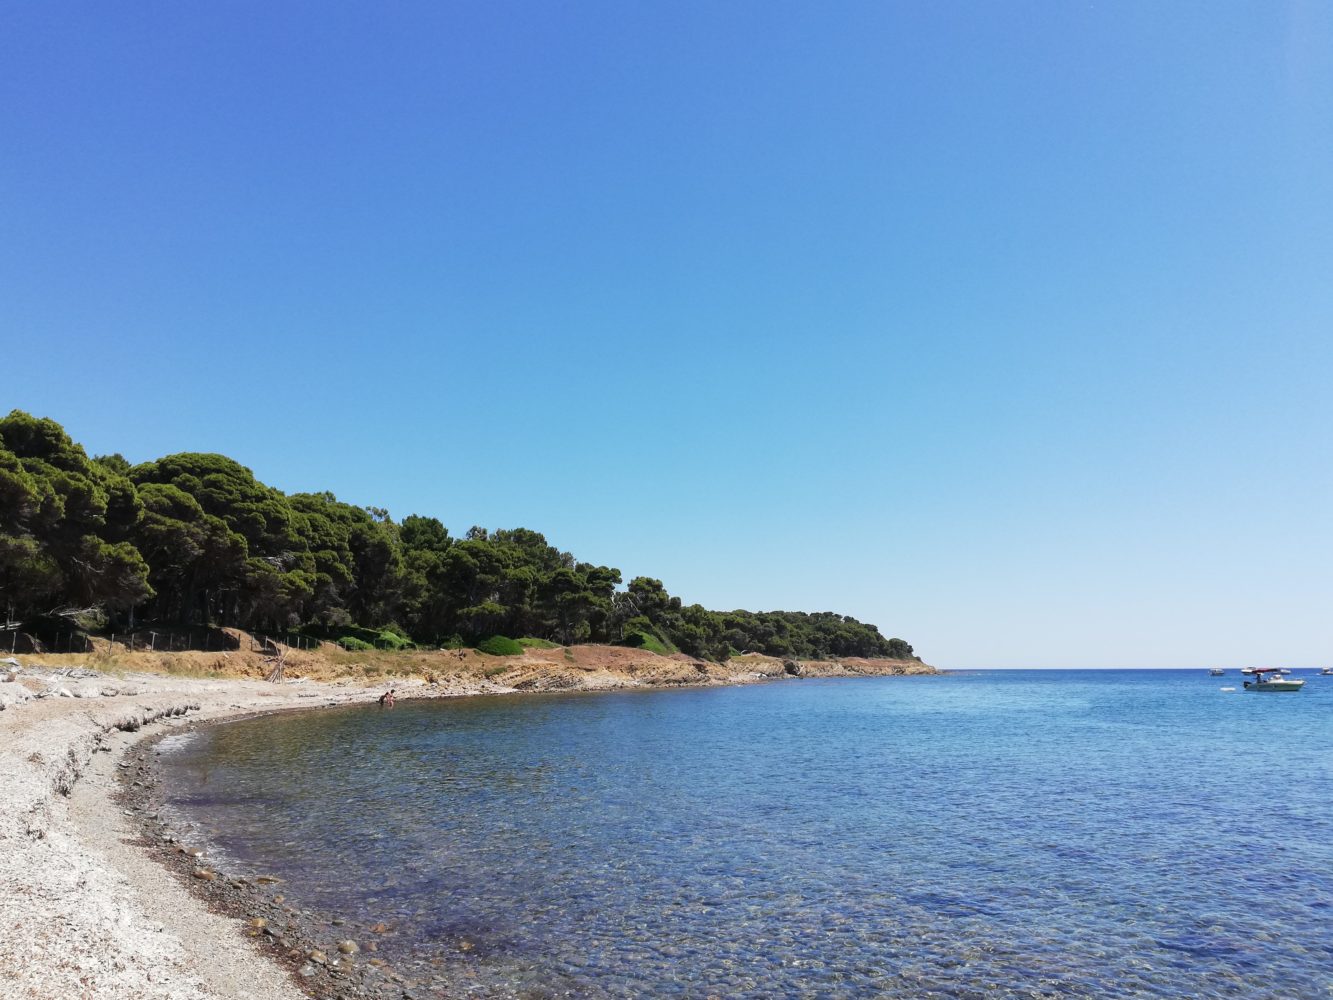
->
[3,3,1331,668]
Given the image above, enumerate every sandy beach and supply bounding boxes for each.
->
[1,646,932,999]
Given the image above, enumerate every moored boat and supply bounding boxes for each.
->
[1241,668,1304,692]
[1209,668,1225,676]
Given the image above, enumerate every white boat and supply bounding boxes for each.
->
[1321,667,1332,676]
[1209,668,1225,676]
[1242,668,1304,692]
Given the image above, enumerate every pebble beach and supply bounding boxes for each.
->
[1,650,930,999]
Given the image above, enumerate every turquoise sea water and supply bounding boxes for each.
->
[157,671,1333,998]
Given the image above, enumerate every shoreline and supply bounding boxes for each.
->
[0,652,935,999]
[119,717,469,1000]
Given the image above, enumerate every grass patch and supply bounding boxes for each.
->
[517,637,561,649]
[477,635,524,656]
[620,630,674,656]
[299,624,415,651]
[482,664,511,678]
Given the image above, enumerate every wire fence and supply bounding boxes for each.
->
[0,626,332,656]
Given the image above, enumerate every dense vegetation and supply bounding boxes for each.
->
[0,411,916,662]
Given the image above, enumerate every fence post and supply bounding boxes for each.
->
[150,632,156,651]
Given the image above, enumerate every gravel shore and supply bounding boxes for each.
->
[0,662,394,1000]
[1,651,933,999]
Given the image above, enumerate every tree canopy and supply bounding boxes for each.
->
[0,411,916,662]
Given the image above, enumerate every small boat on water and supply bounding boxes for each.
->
[1321,667,1332,676]
[1241,668,1305,692]
[1209,668,1225,676]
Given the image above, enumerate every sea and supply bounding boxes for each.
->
[155,670,1333,998]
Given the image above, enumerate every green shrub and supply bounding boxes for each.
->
[301,624,414,650]
[517,637,560,649]
[477,635,524,656]
[620,630,672,656]
[375,629,413,650]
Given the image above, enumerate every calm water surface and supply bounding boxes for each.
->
[158,671,1333,998]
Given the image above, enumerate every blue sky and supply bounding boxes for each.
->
[3,3,1331,667]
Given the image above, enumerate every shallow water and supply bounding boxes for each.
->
[158,671,1333,998]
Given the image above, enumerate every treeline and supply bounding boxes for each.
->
[0,411,916,662]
